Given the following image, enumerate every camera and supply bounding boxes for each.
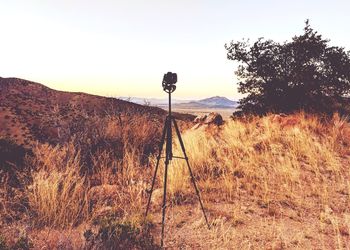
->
[162,72,177,93]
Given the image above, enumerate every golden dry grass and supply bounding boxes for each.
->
[26,114,157,229]
[159,112,350,248]
[27,143,88,228]
[2,112,350,248]
[169,113,350,205]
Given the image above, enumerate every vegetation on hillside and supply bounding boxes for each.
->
[1,112,350,248]
[0,77,194,147]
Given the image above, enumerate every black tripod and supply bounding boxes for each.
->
[145,72,210,247]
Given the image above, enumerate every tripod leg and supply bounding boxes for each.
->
[161,144,170,247]
[172,118,211,229]
[145,117,168,218]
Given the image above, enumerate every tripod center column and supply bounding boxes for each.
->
[167,91,173,160]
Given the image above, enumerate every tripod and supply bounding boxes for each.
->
[144,86,210,247]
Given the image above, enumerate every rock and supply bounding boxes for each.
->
[204,112,223,126]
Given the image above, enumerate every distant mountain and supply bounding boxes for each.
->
[174,96,238,109]
[197,96,237,107]
[118,96,238,109]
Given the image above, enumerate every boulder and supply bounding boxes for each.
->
[204,112,223,126]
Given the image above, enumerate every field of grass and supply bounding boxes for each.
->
[1,112,350,249]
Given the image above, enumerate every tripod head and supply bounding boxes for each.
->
[162,72,177,93]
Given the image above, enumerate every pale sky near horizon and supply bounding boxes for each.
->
[1,0,350,100]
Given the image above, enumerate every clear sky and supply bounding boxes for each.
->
[1,0,349,99]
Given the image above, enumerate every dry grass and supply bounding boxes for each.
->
[26,114,158,229]
[169,113,350,205]
[156,112,350,248]
[2,112,350,248]
[28,143,89,228]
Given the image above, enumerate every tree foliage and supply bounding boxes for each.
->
[226,21,350,114]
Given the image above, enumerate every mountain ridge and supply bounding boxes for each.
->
[119,96,238,109]
[179,96,237,109]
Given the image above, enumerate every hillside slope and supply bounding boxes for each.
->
[2,112,350,248]
[0,77,193,146]
[1,112,350,248]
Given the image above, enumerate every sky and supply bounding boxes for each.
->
[1,0,350,100]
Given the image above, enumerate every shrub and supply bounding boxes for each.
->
[0,235,8,250]
[0,138,27,187]
[0,234,33,250]
[85,216,159,250]
[12,234,33,250]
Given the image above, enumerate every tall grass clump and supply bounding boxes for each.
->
[26,113,163,229]
[28,143,89,228]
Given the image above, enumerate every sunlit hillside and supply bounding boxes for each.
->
[1,110,350,249]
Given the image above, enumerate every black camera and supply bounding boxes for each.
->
[162,72,177,93]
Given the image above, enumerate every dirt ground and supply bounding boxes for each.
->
[148,197,350,249]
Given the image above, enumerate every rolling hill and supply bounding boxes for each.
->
[0,77,193,147]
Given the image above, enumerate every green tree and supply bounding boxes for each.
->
[225,20,350,114]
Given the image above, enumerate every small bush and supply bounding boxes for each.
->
[0,138,27,187]
[85,216,159,250]
[0,235,8,250]
[0,138,26,168]
[12,234,33,250]
[0,234,33,250]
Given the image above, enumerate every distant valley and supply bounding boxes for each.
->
[119,96,238,108]
[119,96,238,118]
